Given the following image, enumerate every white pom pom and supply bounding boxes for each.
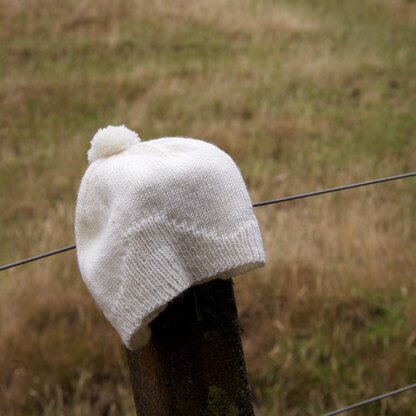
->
[87,125,141,163]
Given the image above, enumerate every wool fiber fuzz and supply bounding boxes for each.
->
[87,125,140,163]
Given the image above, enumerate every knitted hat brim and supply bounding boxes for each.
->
[108,215,265,350]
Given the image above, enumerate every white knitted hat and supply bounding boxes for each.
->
[75,125,265,349]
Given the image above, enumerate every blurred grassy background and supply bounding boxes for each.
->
[0,0,415,414]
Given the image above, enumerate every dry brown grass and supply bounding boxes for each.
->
[0,0,415,414]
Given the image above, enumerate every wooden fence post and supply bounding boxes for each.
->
[125,278,255,416]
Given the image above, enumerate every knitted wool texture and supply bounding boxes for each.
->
[75,125,266,349]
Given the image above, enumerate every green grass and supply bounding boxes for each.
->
[256,288,414,414]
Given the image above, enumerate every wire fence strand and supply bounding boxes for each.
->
[253,171,416,207]
[322,382,416,416]
[1,171,415,272]
[0,245,76,271]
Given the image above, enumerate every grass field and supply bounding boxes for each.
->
[1,0,415,414]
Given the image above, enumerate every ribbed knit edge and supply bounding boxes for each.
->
[109,218,266,350]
